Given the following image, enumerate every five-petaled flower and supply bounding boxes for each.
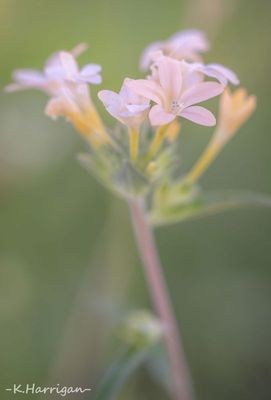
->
[5,43,101,96]
[98,78,150,129]
[127,56,225,127]
[5,29,255,165]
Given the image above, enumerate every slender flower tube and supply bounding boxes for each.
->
[185,88,257,184]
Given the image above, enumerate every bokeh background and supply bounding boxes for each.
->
[0,0,271,399]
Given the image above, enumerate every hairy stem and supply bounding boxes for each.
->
[129,198,194,400]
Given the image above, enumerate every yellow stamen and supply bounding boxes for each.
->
[129,128,140,161]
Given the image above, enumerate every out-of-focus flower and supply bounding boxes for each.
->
[140,29,209,71]
[215,87,257,145]
[5,44,101,95]
[128,56,224,127]
[185,88,256,184]
[6,46,109,145]
[98,78,150,129]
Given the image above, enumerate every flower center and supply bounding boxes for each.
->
[170,100,184,115]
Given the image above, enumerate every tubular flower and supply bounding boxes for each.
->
[140,29,209,71]
[5,43,99,95]
[6,45,109,145]
[215,87,257,144]
[184,88,256,184]
[98,78,150,129]
[127,56,224,127]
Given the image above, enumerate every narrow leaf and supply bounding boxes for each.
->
[93,346,150,400]
[150,190,271,226]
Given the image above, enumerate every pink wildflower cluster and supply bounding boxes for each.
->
[99,30,239,129]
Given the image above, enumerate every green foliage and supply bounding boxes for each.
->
[94,310,162,400]
[150,184,271,225]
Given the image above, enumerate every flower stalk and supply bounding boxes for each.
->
[184,136,221,184]
[148,124,169,158]
[129,128,140,161]
[129,198,194,400]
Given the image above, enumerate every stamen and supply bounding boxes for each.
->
[170,100,183,114]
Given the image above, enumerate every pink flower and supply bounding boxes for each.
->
[127,56,224,127]
[98,78,150,129]
[5,44,102,96]
[140,29,209,71]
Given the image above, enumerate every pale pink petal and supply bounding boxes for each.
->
[181,82,224,107]
[79,64,102,84]
[98,90,123,118]
[169,30,209,52]
[139,41,164,71]
[45,52,62,71]
[59,51,79,80]
[98,90,121,107]
[120,78,148,104]
[157,56,182,100]
[13,69,45,83]
[149,104,175,126]
[126,103,150,113]
[180,106,216,126]
[80,64,101,76]
[204,63,239,85]
[126,79,165,105]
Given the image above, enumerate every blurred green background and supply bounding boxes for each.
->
[0,0,271,399]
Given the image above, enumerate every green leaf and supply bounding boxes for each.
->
[93,346,150,400]
[150,190,271,226]
[93,310,162,400]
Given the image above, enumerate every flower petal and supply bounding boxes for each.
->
[149,104,175,126]
[5,69,46,92]
[181,82,224,107]
[180,106,216,126]
[126,103,150,114]
[202,63,239,85]
[98,89,123,120]
[59,51,79,80]
[79,64,102,84]
[169,29,210,53]
[139,41,163,71]
[156,56,182,100]
[98,89,121,107]
[126,79,165,105]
